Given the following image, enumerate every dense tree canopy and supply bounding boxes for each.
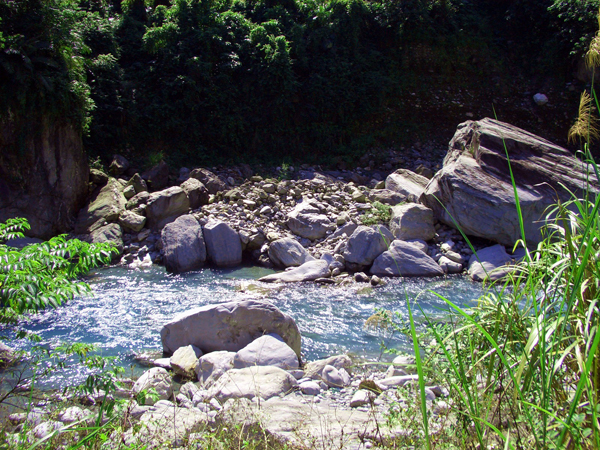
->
[1,0,599,167]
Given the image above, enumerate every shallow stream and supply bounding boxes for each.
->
[9,266,484,387]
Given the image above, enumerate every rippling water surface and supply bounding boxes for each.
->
[10,265,484,386]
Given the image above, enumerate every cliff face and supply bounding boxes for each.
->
[0,117,89,239]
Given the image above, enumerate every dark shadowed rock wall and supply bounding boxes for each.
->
[0,117,89,239]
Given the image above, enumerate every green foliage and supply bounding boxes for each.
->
[0,218,117,317]
[361,201,392,225]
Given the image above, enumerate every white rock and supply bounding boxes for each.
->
[170,345,203,379]
[132,367,173,406]
[233,333,299,370]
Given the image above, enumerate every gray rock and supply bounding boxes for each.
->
[189,168,228,194]
[0,342,16,368]
[367,189,404,205]
[161,300,301,359]
[58,406,90,425]
[371,240,444,277]
[146,186,190,230]
[406,239,428,253]
[161,215,206,274]
[287,202,336,240]
[126,191,150,211]
[132,367,173,406]
[211,366,298,401]
[127,173,148,194]
[385,169,429,198]
[90,168,109,186]
[258,260,329,283]
[181,178,209,210]
[119,210,146,233]
[299,381,321,396]
[233,333,299,370]
[90,223,123,256]
[350,389,375,408]
[203,220,242,267]
[389,203,436,241]
[421,118,598,247]
[30,421,64,440]
[438,255,463,274]
[179,382,201,401]
[321,365,351,387]
[468,244,514,282]
[268,238,314,268]
[391,355,416,374]
[304,355,353,380]
[196,351,235,387]
[170,345,203,379]
[343,225,394,267]
[378,375,419,389]
[75,178,127,233]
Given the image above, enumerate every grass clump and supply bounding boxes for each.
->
[361,201,392,225]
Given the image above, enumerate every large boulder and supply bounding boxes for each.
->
[287,202,335,240]
[211,366,298,401]
[189,168,228,194]
[160,300,301,359]
[118,210,146,232]
[202,220,242,267]
[145,186,190,230]
[233,333,299,370]
[142,161,169,191]
[0,118,88,239]
[170,345,203,379]
[421,118,598,246]
[389,203,436,241]
[370,240,444,277]
[75,178,127,233]
[258,259,329,283]
[385,169,429,199]
[342,225,394,267]
[267,237,314,268]
[161,215,206,273]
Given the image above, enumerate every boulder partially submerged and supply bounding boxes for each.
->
[160,300,301,359]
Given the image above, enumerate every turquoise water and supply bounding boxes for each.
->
[10,265,484,386]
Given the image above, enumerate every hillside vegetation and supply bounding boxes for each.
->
[1,0,599,168]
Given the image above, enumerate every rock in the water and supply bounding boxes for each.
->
[170,345,203,379]
[203,220,242,267]
[233,333,299,370]
[343,225,394,267]
[468,244,513,282]
[385,169,429,198]
[212,366,298,401]
[196,351,235,387]
[75,178,127,233]
[132,367,173,406]
[421,118,598,246]
[268,237,314,268]
[189,168,228,194]
[258,259,329,283]
[389,203,435,241]
[145,186,190,230]
[371,240,444,277]
[161,215,206,273]
[287,202,335,240]
[161,300,301,359]
[180,178,209,210]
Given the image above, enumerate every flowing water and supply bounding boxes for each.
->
[7,265,484,387]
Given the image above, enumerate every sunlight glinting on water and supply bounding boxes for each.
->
[10,265,484,386]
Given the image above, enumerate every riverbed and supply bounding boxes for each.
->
[9,265,484,387]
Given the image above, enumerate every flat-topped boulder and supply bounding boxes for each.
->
[258,259,329,283]
[421,118,599,246]
[160,300,301,359]
[211,366,298,401]
[386,168,429,199]
[145,186,190,230]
